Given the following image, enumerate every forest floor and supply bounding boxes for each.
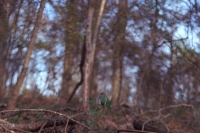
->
[0,104,199,133]
[0,102,197,133]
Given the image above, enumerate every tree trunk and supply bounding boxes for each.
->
[90,59,98,100]
[111,0,127,107]
[83,6,94,110]
[111,44,122,107]
[58,0,80,105]
[83,0,107,109]
[7,0,46,110]
[67,36,86,102]
[0,0,11,101]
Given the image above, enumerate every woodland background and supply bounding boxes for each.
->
[0,0,200,132]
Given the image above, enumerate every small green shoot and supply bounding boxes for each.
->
[98,93,112,109]
[88,94,112,116]
[105,100,112,109]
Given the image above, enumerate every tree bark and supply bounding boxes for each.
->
[83,0,107,110]
[0,0,11,101]
[83,6,94,110]
[58,0,80,105]
[111,0,127,107]
[111,44,122,107]
[7,0,46,110]
[67,36,86,102]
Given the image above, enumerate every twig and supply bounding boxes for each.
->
[0,125,13,133]
[142,119,169,132]
[38,121,47,133]
[0,109,94,133]
[65,118,69,133]
[157,103,193,119]
[141,103,193,132]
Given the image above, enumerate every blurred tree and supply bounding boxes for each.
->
[83,0,106,109]
[0,0,11,101]
[7,0,46,110]
[170,42,200,107]
[59,0,81,105]
[0,0,199,113]
[111,0,127,107]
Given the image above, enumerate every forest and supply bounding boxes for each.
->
[0,0,199,132]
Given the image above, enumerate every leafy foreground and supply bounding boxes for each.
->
[0,103,198,133]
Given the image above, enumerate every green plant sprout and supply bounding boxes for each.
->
[89,93,112,116]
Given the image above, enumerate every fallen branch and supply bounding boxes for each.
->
[133,104,193,133]
[0,109,94,132]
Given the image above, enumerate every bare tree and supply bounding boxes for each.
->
[83,5,94,109]
[59,0,80,105]
[0,0,12,101]
[111,0,127,107]
[7,0,46,110]
[83,0,107,109]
